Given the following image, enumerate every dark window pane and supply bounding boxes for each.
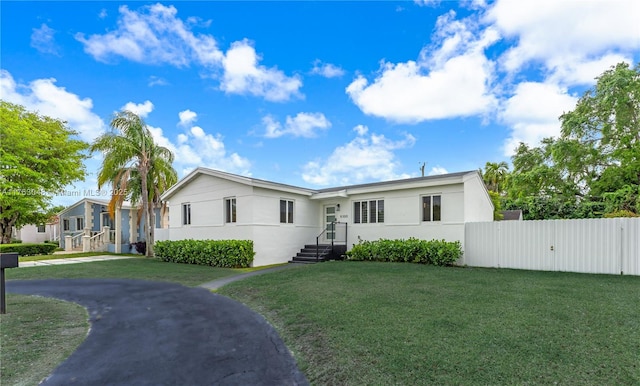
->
[182,204,191,225]
[226,199,232,223]
[280,200,286,223]
[231,199,237,223]
[433,195,441,221]
[288,201,294,223]
[361,201,368,223]
[354,202,360,223]
[369,200,377,223]
[423,196,431,222]
[378,200,384,223]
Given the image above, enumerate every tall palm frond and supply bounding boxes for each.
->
[90,110,177,257]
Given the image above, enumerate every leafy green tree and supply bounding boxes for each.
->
[559,61,640,214]
[0,101,87,243]
[91,111,176,257]
[505,62,640,218]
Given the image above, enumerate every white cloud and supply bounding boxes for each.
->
[76,4,302,102]
[546,54,633,86]
[311,60,345,78]
[31,24,59,55]
[263,112,331,138]
[147,122,251,176]
[428,166,448,176]
[346,11,498,123]
[75,4,223,67]
[178,109,197,127]
[120,100,154,118]
[98,9,108,19]
[486,0,640,82]
[413,0,439,6]
[0,70,105,142]
[148,76,168,87]
[221,40,303,102]
[500,81,578,155]
[353,124,368,136]
[302,126,416,186]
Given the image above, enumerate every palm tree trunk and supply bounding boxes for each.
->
[147,202,155,257]
[140,166,152,257]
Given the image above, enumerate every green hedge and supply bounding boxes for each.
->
[346,238,462,266]
[154,239,254,268]
[0,243,58,256]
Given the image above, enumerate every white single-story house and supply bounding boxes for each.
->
[59,198,162,253]
[157,167,494,267]
[13,217,59,244]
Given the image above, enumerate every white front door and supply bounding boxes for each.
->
[323,205,337,243]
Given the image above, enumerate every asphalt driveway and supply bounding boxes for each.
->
[7,279,308,385]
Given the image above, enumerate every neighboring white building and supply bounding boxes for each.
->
[14,218,59,244]
[158,167,494,267]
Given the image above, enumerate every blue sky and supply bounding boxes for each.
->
[2,1,639,206]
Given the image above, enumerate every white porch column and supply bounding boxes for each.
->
[65,235,73,252]
[129,210,137,245]
[102,226,110,246]
[82,235,90,252]
[115,206,122,253]
[84,201,92,234]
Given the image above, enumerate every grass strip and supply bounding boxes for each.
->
[7,258,242,287]
[19,252,139,262]
[0,295,89,386]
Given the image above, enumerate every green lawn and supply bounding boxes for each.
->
[219,261,640,385]
[0,295,89,386]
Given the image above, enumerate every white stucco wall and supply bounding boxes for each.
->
[463,173,494,222]
[15,224,56,243]
[329,184,466,249]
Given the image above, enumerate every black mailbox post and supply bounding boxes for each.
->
[0,252,19,314]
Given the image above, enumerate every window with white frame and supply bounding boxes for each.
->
[63,219,70,231]
[225,198,237,223]
[353,200,384,224]
[37,224,46,233]
[76,217,84,230]
[422,195,441,222]
[280,199,294,223]
[182,203,191,225]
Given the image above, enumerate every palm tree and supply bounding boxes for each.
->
[482,161,509,194]
[91,111,177,257]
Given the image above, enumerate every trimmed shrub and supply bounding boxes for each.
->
[154,239,254,268]
[45,240,60,247]
[346,238,462,266]
[0,243,58,256]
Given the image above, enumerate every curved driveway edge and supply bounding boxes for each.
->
[8,279,308,386]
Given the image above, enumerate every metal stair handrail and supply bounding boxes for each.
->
[315,221,348,262]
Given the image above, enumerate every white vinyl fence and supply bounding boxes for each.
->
[464,218,640,276]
